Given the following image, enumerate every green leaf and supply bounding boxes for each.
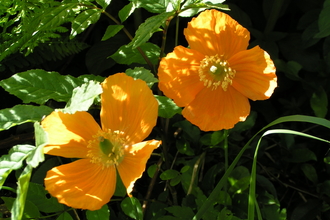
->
[12,165,33,220]
[0,105,53,131]
[160,169,180,180]
[315,0,330,38]
[121,197,143,220]
[26,182,64,213]
[165,206,195,219]
[86,204,110,220]
[110,42,160,65]
[179,0,228,17]
[70,9,101,39]
[56,212,74,220]
[176,139,194,156]
[96,0,112,9]
[154,95,181,118]
[129,12,174,49]
[119,2,136,23]
[102,25,124,41]
[2,196,40,220]
[147,164,158,178]
[0,144,35,189]
[26,122,47,168]
[300,163,318,184]
[132,0,171,13]
[63,80,102,114]
[125,67,158,88]
[0,69,88,104]
[310,86,328,118]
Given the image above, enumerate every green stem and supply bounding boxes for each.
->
[223,129,229,206]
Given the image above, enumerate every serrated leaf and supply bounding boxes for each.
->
[63,80,102,114]
[102,25,124,41]
[119,2,136,23]
[26,182,64,213]
[0,105,53,131]
[110,42,160,65]
[96,0,112,9]
[125,67,158,88]
[12,165,33,220]
[71,9,101,39]
[154,95,181,118]
[26,122,47,168]
[0,145,35,189]
[86,204,110,220]
[121,197,143,220]
[130,12,174,49]
[160,169,180,180]
[0,69,86,104]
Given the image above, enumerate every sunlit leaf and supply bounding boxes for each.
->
[0,105,53,131]
[26,122,47,168]
[119,2,136,23]
[70,9,101,39]
[11,165,33,220]
[96,0,112,9]
[0,145,35,189]
[125,67,158,88]
[154,95,181,118]
[121,197,143,220]
[0,69,88,104]
[63,80,102,114]
[86,204,110,220]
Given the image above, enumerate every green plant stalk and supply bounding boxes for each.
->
[193,115,330,220]
[223,129,229,207]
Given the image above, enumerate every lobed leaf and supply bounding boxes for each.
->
[0,104,53,131]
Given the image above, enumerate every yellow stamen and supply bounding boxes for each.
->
[199,54,236,91]
[87,129,126,169]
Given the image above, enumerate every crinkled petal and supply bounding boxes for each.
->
[184,9,250,57]
[45,159,116,210]
[101,73,158,144]
[117,140,161,195]
[42,111,100,158]
[230,46,277,100]
[158,46,205,107]
[182,86,250,131]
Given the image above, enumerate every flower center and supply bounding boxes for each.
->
[87,129,126,169]
[198,54,236,91]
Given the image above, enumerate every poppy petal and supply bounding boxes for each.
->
[101,73,158,144]
[182,86,250,131]
[42,111,101,158]
[117,140,161,195]
[158,46,205,107]
[184,9,250,57]
[45,159,116,211]
[230,46,277,101]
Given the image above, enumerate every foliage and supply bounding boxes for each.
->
[1,0,330,220]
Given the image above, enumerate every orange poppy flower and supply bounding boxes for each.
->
[158,9,277,131]
[42,73,161,210]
